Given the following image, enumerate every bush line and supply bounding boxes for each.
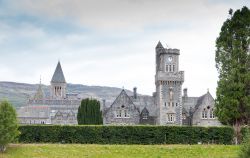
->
[18,125,234,144]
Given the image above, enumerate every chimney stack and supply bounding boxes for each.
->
[133,87,137,99]
[183,88,188,97]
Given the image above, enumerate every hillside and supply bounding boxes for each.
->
[0,81,134,108]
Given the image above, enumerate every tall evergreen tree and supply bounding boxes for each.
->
[0,100,20,152]
[77,98,103,125]
[215,6,250,143]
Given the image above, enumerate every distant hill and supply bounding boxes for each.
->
[0,81,135,108]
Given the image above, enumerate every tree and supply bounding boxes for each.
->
[215,6,250,144]
[77,98,103,125]
[0,100,19,152]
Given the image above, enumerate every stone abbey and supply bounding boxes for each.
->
[17,41,221,126]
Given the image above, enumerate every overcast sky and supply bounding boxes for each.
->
[0,0,249,97]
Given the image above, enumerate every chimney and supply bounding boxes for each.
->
[183,88,188,97]
[133,87,137,99]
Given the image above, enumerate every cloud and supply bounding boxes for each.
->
[0,0,249,97]
[4,0,247,30]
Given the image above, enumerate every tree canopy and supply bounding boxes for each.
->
[0,100,19,152]
[215,6,250,127]
[77,98,103,125]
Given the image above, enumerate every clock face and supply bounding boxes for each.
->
[168,56,173,62]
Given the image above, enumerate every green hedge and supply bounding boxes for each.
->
[18,125,234,144]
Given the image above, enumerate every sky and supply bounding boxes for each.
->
[0,0,249,97]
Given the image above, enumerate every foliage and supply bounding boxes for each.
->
[215,6,250,142]
[0,100,19,152]
[77,98,103,125]
[239,129,250,158]
[0,144,239,158]
[18,125,234,144]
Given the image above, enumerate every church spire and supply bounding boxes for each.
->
[33,77,44,100]
[51,61,66,83]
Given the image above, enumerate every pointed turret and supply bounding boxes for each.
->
[156,41,164,49]
[50,61,67,99]
[33,78,44,100]
[51,61,66,83]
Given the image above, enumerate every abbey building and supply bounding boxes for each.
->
[103,41,221,126]
[17,62,81,125]
[17,41,221,126]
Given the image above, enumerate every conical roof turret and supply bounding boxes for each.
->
[51,61,66,83]
[156,41,164,48]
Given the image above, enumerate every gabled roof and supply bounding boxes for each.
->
[156,41,164,48]
[103,89,140,115]
[192,91,214,114]
[51,61,66,83]
[141,107,149,114]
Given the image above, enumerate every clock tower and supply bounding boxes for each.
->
[155,41,184,125]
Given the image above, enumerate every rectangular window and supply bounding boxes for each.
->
[173,65,175,72]
[168,102,170,107]
[169,65,172,72]
[166,65,169,72]
[172,102,174,107]
[167,114,175,122]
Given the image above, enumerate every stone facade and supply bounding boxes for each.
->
[103,90,140,125]
[102,41,221,126]
[17,62,81,125]
[17,41,221,127]
[155,42,184,125]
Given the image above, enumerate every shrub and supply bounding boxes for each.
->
[238,129,250,158]
[18,125,234,145]
[0,100,19,152]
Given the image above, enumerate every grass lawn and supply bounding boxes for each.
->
[0,144,239,158]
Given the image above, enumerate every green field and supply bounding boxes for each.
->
[0,144,239,158]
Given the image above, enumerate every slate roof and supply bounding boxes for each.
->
[104,89,157,116]
[51,61,66,83]
[17,105,50,118]
[156,41,164,48]
[103,89,140,115]
[182,91,214,116]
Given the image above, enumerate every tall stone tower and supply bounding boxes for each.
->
[51,61,67,99]
[155,41,184,125]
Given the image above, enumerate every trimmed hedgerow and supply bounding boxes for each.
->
[18,125,234,144]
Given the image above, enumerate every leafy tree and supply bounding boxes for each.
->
[215,6,250,144]
[0,100,19,152]
[77,98,103,125]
